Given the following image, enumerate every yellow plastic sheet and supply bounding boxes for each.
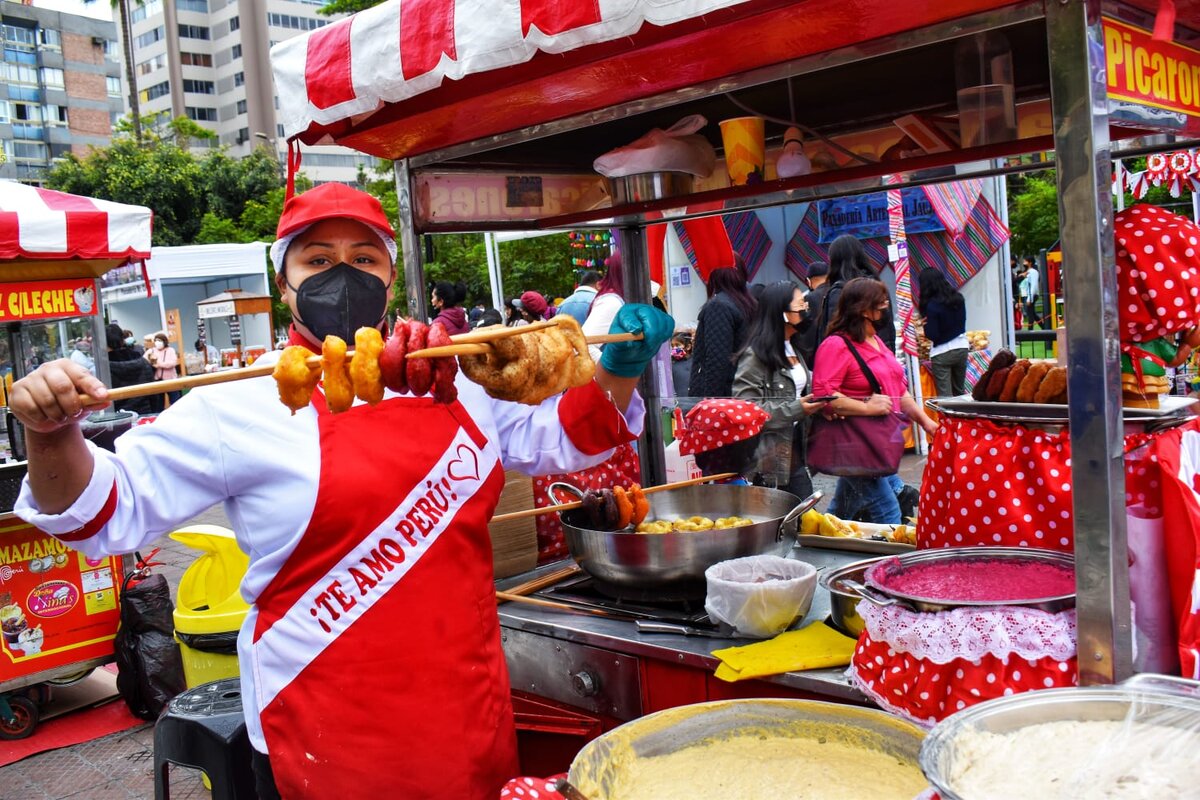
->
[712,622,858,682]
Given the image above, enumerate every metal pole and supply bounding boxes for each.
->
[1193,185,1199,225]
[618,226,666,487]
[1046,0,1131,685]
[484,232,506,313]
[995,174,1017,351]
[394,159,428,322]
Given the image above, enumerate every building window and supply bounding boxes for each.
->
[236,126,249,143]
[186,106,217,121]
[12,140,48,162]
[1,25,36,49]
[137,53,166,75]
[106,75,122,97]
[41,67,64,88]
[233,71,244,87]
[130,0,163,24]
[12,102,41,123]
[38,29,61,50]
[230,43,241,59]
[4,48,37,65]
[267,13,327,30]
[4,63,38,85]
[141,81,170,102]
[178,24,210,40]
[135,26,164,49]
[0,101,7,123]
[180,51,213,67]
[182,78,215,94]
[177,0,208,11]
[235,99,247,114]
[10,85,40,102]
[44,104,67,126]
[229,16,240,32]
[277,123,285,138]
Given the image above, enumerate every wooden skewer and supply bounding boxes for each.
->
[407,331,641,359]
[494,590,635,621]
[77,326,645,406]
[489,472,739,524]
[500,563,581,597]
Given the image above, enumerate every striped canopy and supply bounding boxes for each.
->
[0,181,153,263]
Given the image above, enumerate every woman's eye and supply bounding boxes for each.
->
[353,254,377,265]
[308,256,332,266]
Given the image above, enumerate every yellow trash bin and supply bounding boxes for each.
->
[171,525,250,688]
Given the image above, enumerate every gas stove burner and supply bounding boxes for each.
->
[537,574,716,628]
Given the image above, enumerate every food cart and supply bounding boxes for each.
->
[271,0,1200,771]
[196,289,274,368]
[0,181,150,735]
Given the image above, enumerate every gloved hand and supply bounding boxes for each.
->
[599,303,675,378]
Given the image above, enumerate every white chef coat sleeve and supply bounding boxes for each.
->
[489,379,645,476]
[14,394,231,560]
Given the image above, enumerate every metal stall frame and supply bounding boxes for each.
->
[276,0,1200,685]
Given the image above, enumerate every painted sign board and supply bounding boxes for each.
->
[1104,17,1200,133]
[817,188,943,243]
[0,278,97,322]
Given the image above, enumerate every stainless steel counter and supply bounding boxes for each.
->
[496,546,873,711]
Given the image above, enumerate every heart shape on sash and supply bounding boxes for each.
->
[447,444,480,483]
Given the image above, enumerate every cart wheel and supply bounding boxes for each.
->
[45,668,94,686]
[0,695,39,740]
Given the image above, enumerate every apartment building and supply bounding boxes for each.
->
[126,0,374,184]
[0,2,123,184]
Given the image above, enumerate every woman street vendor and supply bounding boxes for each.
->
[7,183,673,799]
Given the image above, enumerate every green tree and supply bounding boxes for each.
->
[1007,171,1060,258]
[318,0,382,16]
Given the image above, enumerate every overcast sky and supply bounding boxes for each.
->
[34,0,113,22]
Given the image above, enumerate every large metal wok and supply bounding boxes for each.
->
[557,484,818,601]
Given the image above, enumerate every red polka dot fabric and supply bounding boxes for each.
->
[919,417,1163,551]
[1114,204,1200,343]
[676,398,770,455]
[499,775,567,800]
[852,631,1077,726]
[532,443,642,563]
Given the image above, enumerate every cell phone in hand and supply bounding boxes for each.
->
[810,395,837,403]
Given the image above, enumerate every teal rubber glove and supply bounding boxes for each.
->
[599,303,675,378]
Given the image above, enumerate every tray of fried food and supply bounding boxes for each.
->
[795,509,916,553]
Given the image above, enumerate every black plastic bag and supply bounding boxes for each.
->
[114,572,186,719]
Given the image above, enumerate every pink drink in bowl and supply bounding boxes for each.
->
[864,547,1076,608]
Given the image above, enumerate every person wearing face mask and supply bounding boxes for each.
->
[69,337,95,376]
[6,182,673,800]
[144,332,180,405]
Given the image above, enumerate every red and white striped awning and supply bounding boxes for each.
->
[271,0,750,142]
[0,181,153,262]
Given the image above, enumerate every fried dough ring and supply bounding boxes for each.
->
[1017,362,1052,404]
[458,328,537,403]
[554,316,596,388]
[1034,366,1068,404]
[350,327,386,405]
[273,345,322,414]
[985,366,1011,401]
[999,359,1031,402]
[972,348,1017,401]
[322,335,354,413]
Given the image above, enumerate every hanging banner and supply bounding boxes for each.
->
[1104,17,1200,127]
[817,188,943,243]
[0,278,97,322]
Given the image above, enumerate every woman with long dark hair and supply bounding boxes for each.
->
[733,281,827,495]
[917,268,968,397]
[813,277,937,523]
[582,253,626,360]
[430,280,470,334]
[688,256,757,398]
[813,234,896,357]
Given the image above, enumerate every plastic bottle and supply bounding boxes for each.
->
[954,31,1017,147]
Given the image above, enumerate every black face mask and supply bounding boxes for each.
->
[288,262,387,342]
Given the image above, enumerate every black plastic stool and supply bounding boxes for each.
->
[153,678,256,800]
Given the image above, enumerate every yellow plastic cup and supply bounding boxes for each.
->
[719,116,766,185]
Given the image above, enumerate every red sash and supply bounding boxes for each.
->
[251,392,516,798]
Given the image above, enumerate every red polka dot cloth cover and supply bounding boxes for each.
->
[500,775,567,799]
[675,398,770,455]
[532,443,641,563]
[850,601,1078,726]
[1114,203,1200,343]
[918,416,1160,552]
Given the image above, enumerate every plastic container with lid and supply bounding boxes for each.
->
[954,31,1017,147]
[80,410,137,453]
[171,525,250,688]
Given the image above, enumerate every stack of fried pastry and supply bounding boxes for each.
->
[971,350,1067,404]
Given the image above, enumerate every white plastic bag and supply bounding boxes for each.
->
[705,555,817,639]
[593,115,716,178]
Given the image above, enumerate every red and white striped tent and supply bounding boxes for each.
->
[0,181,153,267]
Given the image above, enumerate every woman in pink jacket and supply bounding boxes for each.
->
[145,332,180,404]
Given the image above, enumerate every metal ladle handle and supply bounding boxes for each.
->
[842,579,899,608]
[554,778,592,800]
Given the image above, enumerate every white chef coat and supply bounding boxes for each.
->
[15,349,645,750]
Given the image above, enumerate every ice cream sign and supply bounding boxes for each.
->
[0,278,98,321]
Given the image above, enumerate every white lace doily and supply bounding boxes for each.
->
[858,600,1077,664]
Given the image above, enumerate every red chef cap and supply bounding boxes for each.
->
[677,398,770,456]
[1115,204,1200,342]
[275,183,396,240]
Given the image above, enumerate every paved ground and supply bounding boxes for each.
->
[0,453,929,799]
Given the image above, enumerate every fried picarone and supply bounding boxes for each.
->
[322,335,354,413]
[972,348,1017,401]
[350,327,386,405]
[999,359,1032,402]
[1034,366,1068,404]
[1016,361,1053,404]
[458,317,595,405]
[273,345,322,414]
[985,366,1011,401]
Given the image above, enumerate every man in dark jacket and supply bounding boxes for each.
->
[105,323,159,415]
[797,261,830,367]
